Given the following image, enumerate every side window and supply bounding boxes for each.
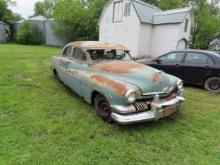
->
[185,53,209,64]
[62,47,72,58]
[124,3,131,17]
[207,57,214,65]
[113,1,123,22]
[159,52,185,63]
[184,19,189,32]
[72,47,87,62]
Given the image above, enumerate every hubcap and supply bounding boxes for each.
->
[97,99,111,119]
[209,79,220,90]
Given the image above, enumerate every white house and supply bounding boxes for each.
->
[99,0,195,58]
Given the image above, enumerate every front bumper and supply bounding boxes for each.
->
[111,95,185,124]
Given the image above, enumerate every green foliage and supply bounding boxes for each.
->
[33,0,54,19]
[16,21,43,45]
[0,44,220,164]
[158,0,188,10]
[52,0,107,41]
[0,0,22,22]
[143,0,188,9]
[190,0,220,49]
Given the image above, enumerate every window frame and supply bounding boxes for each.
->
[72,47,89,64]
[113,1,123,23]
[61,46,73,58]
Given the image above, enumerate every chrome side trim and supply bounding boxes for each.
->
[142,91,169,96]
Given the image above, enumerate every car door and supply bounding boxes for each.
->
[56,46,73,83]
[150,52,185,77]
[180,52,214,85]
[66,47,89,96]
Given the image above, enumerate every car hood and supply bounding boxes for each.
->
[89,61,177,95]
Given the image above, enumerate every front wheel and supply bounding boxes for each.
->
[94,94,112,123]
[204,77,220,93]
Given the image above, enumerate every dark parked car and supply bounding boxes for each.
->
[140,50,220,93]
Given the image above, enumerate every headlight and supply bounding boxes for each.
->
[125,90,138,103]
[177,80,183,89]
[177,80,184,96]
[127,92,136,103]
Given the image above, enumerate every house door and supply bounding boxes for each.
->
[177,39,187,49]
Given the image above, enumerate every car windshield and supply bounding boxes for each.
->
[87,49,132,63]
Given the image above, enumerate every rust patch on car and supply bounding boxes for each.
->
[152,72,162,82]
[68,41,84,46]
[67,70,79,78]
[90,74,127,95]
[85,43,129,51]
[164,106,176,117]
[68,41,129,51]
[58,59,68,66]
[92,61,146,73]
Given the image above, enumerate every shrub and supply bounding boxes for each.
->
[16,21,43,44]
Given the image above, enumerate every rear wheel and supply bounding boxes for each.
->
[53,69,63,83]
[94,94,112,123]
[204,77,220,93]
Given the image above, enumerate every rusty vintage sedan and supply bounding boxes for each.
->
[51,41,185,124]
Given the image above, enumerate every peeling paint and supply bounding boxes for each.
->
[152,72,162,82]
[92,61,146,73]
[89,74,127,95]
[67,70,80,79]
[68,41,129,51]
[59,59,68,66]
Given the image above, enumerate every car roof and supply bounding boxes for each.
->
[169,49,220,58]
[67,41,129,51]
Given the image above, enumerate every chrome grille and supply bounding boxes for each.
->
[132,91,179,112]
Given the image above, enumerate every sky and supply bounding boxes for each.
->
[8,0,42,19]
[8,0,220,19]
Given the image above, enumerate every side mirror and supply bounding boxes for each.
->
[155,59,162,64]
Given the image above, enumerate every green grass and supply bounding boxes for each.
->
[0,44,219,165]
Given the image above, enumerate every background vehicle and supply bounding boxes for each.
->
[140,50,220,93]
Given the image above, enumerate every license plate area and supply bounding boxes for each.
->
[163,106,177,117]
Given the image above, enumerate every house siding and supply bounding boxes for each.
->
[150,24,180,57]
[45,20,66,46]
[138,24,152,58]
[99,0,140,58]
[178,13,193,41]
[99,0,195,58]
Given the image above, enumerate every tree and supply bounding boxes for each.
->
[16,21,43,44]
[0,0,21,22]
[143,0,188,9]
[33,0,54,18]
[190,0,220,49]
[52,0,107,41]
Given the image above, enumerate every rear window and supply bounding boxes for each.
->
[185,53,211,64]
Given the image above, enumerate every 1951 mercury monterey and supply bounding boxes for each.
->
[51,41,185,124]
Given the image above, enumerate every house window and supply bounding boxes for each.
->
[124,3,131,17]
[113,1,123,22]
[184,19,189,32]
